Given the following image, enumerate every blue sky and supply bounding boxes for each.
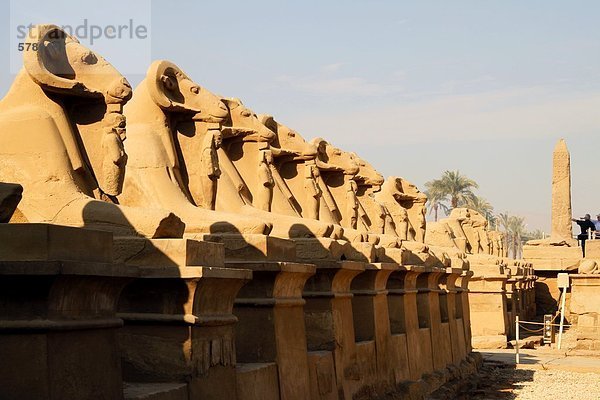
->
[3,1,600,232]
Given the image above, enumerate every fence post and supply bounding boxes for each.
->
[557,273,570,350]
[515,315,520,364]
[558,286,567,350]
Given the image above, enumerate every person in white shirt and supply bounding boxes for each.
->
[594,214,600,237]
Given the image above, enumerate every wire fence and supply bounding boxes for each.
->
[515,316,600,364]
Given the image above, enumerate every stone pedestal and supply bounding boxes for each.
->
[295,238,348,262]
[117,265,251,400]
[505,278,518,337]
[396,267,434,381]
[569,275,600,350]
[0,224,133,400]
[201,233,297,262]
[303,260,365,400]
[523,245,582,271]
[350,262,398,393]
[441,268,469,364]
[231,261,316,400]
[114,237,225,267]
[468,274,509,349]
[417,268,453,374]
[457,271,474,353]
[386,267,412,384]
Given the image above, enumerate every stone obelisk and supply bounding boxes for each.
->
[550,139,576,245]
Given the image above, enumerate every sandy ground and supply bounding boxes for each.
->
[428,348,600,400]
[466,360,600,400]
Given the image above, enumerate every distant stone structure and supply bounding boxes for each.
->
[425,207,536,349]
[524,139,580,264]
[522,139,585,315]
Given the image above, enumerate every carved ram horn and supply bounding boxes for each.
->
[147,60,201,112]
[23,24,102,97]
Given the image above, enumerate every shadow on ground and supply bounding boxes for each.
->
[427,359,535,400]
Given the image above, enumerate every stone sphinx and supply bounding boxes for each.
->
[375,176,427,243]
[119,60,270,235]
[208,98,335,239]
[425,220,461,249]
[443,208,495,257]
[349,153,408,249]
[258,114,319,219]
[428,207,507,271]
[350,153,386,235]
[448,208,482,254]
[469,210,492,254]
[369,175,450,266]
[311,138,368,242]
[487,230,506,257]
[257,115,350,241]
[0,25,182,237]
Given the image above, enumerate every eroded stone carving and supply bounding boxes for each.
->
[120,60,270,235]
[207,99,335,238]
[0,25,183,237]
[375,177,427,243]
[311,138,365,242]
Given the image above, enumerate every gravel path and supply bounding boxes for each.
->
[505,369,600,400]
[428,357,600,400]
[467,361,600,400]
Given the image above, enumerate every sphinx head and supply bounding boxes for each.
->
[468,209,488,228]
[312,138,359,175]
[24,24,132,103]
[22,24,132,196]
[145,60,228,124]
[221,98,275,142]
[449,207,471,223]
[350,152,384,187]
[258,115,317,159]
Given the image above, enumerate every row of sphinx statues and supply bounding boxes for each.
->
[0,24,507,264]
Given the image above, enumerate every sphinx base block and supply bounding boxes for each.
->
[523,245,582,271]
[0,223,112,263]
[344,242,378,262]
[115,237,224,267]
[295,237,347,261]
[202,233,296,262]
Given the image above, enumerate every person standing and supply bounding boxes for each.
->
[594,214,600,231]
[572,214,596,256]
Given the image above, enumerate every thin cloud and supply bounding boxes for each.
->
[321,63,345,73]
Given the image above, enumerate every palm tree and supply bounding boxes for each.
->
[498,212,526,258]
[423,185,449,222]
[465,195,495,225]
[424,170,479,219]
